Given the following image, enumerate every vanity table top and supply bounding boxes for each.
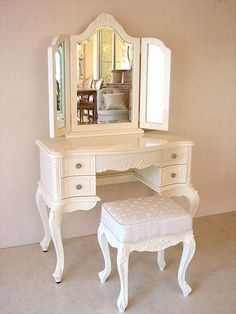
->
[36,131,193,156]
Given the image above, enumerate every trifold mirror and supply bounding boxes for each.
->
[48,14,171,138]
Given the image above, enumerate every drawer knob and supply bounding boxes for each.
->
[171,173,176,178]
[76,163,82,169]
[76,184,82,190]
[171,153,177,159]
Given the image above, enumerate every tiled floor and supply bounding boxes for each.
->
[1,211,236,314]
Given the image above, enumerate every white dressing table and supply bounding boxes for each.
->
[36,131,198,282]
[36,14,199,283]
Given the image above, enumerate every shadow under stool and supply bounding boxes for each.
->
[97,195,196,312]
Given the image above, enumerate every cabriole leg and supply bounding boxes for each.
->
[97,223,111,283]
[49,206,64,283]
[178,233,196,296]
[157,249,166,271]
[36,186,51,252]
[117,248,130,313]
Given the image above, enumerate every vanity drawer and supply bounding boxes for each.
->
[162,147,188,165]
[62,176,96,199]
[63,155,95,176]
[160,165,187,187]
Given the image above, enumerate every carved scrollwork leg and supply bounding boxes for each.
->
[117,248,130,313]
[178,233,196,296]
[157,249,166,271]
[97,223,111,283]
[36,186,51,252]
[49,206,64,283]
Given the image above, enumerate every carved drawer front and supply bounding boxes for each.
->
[62,176,96,199]
[160,165,187,187]
[162,147,188,165]
[63,155,95,176]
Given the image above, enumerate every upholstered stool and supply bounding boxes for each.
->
[97,195,196,312]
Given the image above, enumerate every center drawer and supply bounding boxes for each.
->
[61,176,96,199]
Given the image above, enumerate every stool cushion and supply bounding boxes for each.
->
[101,196,192,243]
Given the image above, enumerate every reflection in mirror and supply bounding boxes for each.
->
[146,44,165,124]
[55,42,66,128]
[76,27,133,125]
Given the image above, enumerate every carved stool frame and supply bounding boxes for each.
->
[98,222,196,312]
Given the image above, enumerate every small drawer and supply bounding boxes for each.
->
[62,176,96,199]
[162,147,188,165]
[160,165,187,187]
[63,155,95,176]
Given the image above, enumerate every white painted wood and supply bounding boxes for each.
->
[117,248,130,313]
[36,132,193,155]
[96,171,137,186]
[97,224,111,283]
[63,155,95,176]
[66,128,144,138]
[47,14,172,138]
[160,165,187,186]
[161,186,199,216]
[48,35,71,138]
[36,131,198,282]
[157,250,166,271]
[178,233,196,296]
[49,205,64,283]
[135,164,187,188]
[161,147,188,165]
[140,38,171,131]
[98,221,196,312]
[36,185,51,252]
[62,176,96,198]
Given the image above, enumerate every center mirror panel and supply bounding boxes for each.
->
[70,14,140,135]
[76,27,133,125]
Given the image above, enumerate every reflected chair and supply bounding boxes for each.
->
[78,99,96,123]
[77,77,95,121]
[80,77,93,102]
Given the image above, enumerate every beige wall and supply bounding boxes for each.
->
[0,0,235,248]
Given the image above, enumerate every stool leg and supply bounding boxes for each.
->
[117,248,130,313]
[157,249,166,271]
[97,224,111,283]
[178,233,196,296]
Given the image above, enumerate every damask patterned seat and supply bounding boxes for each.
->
[101,196,192,243]
[98,195,196,312]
